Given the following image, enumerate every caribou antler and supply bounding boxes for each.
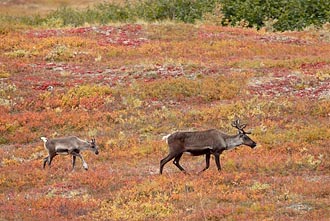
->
[231,119,246,130]
[231,119,250,134]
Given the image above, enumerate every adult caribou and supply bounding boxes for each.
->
[160,119,257,174]
[41,136,99,170]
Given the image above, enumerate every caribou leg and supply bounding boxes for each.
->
[199,153,211,173]
[214,153,221,171]
[160,152,178,174]
[173,153,187,173]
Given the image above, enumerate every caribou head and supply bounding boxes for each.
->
[231,119,256,148]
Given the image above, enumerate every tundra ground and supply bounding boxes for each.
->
[1,5,330,220]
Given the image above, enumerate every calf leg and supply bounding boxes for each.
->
[43,153,56,168]
[72,155,76,169]
[71,152,88,170]
[48,153,56,167]
[43,156,49,168]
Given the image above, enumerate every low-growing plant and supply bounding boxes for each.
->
[136,75,243,102]
[0,70,10,78]
[92,178,177,220]
[61,85,113,109]
[41,17,64,28]
[45,44,74,61]
[0,82,16,97]
[5,49,30,58]
[250,181,270,192]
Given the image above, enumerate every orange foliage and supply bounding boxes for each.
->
[1,20,330,220]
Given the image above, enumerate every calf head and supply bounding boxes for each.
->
[90,138,99,155]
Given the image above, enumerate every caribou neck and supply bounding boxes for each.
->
[224,134,243,150]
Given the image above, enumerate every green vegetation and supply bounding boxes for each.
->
[1,0,329,31]
[220,0,330,31]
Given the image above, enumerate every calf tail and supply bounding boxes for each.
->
[40,137,48,143]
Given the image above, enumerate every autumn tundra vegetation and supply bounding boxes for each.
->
[1,0,330,220]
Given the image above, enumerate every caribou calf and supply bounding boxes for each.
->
[160,120,256,174]
[41,136,99,170]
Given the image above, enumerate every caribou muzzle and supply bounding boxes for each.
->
[245,139,257,148]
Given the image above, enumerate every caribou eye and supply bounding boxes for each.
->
[243,136,250,141]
